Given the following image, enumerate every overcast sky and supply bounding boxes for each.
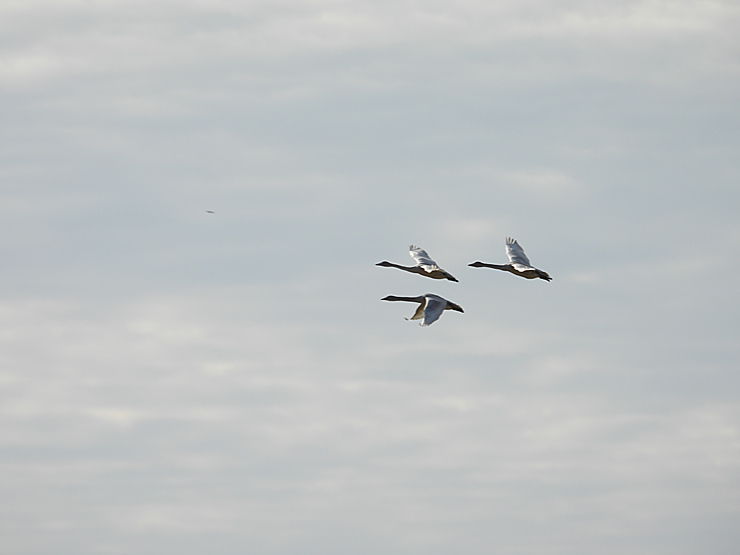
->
[1,1,740,553]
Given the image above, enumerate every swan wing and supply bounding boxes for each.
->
[409,302,426,321]
[505,237,532,267]
[409,245,441,272]
[421,295,446,326]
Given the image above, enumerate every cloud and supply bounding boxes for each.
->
[1,0,738,94]
[2,277,739,553]
[503,169,582,196]
[1,1,739,553]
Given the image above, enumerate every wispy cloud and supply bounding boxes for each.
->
[1,0,739,553]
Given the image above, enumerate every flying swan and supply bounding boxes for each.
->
[468,237,552,281]
[381,294,464,326]
[376,245,458,282]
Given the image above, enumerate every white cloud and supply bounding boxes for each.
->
[1,0,738,92]
[1,0,739,552]
[505,169,582,196]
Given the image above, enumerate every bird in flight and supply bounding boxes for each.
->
[376,245,458,282]
[469,237,551,281]
[206,210,215,214]
[381,293,464,326]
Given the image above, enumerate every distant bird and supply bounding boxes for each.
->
[206,210,215,214]
[376,245,458,282]
[469,237,552,281]
[381,294,464,326]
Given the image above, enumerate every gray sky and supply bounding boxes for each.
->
[2,1,740,553]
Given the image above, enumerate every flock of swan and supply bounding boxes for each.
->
[378,237,551,326]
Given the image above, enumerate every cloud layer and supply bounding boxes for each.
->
[1,1,739,554]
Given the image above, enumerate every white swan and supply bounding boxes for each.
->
[376,245,458,282]
[381,294,464,326]
[469,237,551,281]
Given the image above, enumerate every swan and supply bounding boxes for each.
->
[381,294,464,326]
[469,237,551,281]
[376,245,458,282]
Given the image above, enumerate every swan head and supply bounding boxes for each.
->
[376,261,394,267]
[468,261,486,268]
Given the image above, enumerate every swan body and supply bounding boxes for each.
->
[376,245,458,282]
[469,237,551,281]
[381,294,464,326]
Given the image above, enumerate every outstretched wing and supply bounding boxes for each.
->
[505,237,532,267]
[420,295,446,326]
[408,302,426,321]
[409,245,441,272]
